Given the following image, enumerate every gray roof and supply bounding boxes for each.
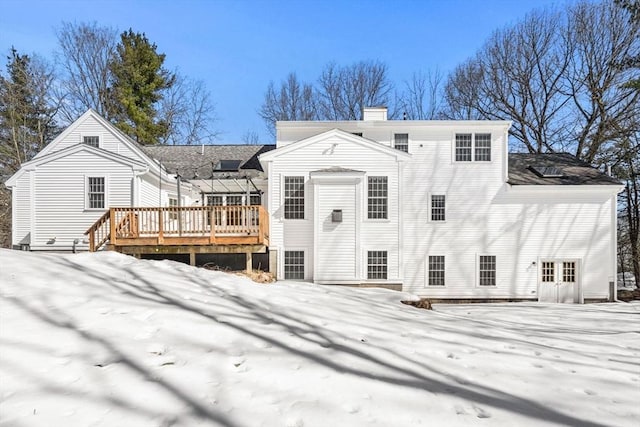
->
[508,153,621,186]
[310,166,364,174]
[141,144,276,179]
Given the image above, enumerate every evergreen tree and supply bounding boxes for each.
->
[109,29,175,144]
[0,48,57,173]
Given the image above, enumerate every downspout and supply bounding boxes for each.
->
[611,192,619,302]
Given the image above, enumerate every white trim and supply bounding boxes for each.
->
[84,174,108,211]
[428,193,447,223]
[260,128,411,162]
[425,254,446,287]
[282,247,308,281]
[363,248,391,281]
[476,254,497,288]
[452,132,495,164]
[80,133,102,149]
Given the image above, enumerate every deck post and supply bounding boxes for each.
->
[269,249,277,279]
[109,208,116,246]
[209,207,216,244]
[246,251,252,273]
[189,251,196,266]
[158,209,164,244]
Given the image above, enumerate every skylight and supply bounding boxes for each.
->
[215,160,242,171]
[531,165,563,178]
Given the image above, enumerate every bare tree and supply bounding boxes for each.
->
[241,130,261,145]
[444,9,572,153]
[397,68,444,120]
[566,0,640,163]
[55,22,117,122]
[159,75,218,145]
[259,73,317,137]
[317,61,393,120]
[442,59,484,120]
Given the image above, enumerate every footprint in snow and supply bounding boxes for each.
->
[534,351,542,356]
[454,405,467,415]
[532,363,544,369]
[583,389,597,396]
[447,353,459,360]
[474,406,491,419]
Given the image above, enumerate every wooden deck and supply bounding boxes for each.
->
[86,205,269,256]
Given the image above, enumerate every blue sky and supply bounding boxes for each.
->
[1,0,573,144]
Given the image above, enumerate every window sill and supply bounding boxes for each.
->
[365,219,391,223]
[84,208,106,212]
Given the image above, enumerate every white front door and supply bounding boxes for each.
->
[538,259,580,303]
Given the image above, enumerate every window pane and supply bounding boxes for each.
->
[284,250,304,279]
[475,133,491,161]
[563,262,576,283]
[431,195,446,221]
[83,136,99,148]
[428,255,445,286]
[394,133,408,152]
[88,177,105,209]
[368,176,388,219]
[479,255,496,286]
[226,195,243,206]
[368,251,388,279]
[455,134,472,161]
[249,194,262,205]
[284,177,305,219]
[542,262,555,283]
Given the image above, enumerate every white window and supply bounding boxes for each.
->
[284,250,304,279]
[368,176,388,219]
[474,133,491,161]
[83,136,100,148]
[479,255,496,286]
[87,177,105,209]
[168,197,178,220]
[431,195,446,221]
[541,261,555,282]
[455,134,472,161]
[394,133,409,152]
[455,133,492,162]
[284,176,305,219]
[428,256,445,286]
[367,251,388,279]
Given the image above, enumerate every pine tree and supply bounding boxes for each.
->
[0,48,57,173]
[109,29,175,144]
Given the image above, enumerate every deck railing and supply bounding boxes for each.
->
[85,205,269,252]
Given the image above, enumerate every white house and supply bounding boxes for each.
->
[259,107,623,302]
[5,107,622,302]
[4,110,271,254]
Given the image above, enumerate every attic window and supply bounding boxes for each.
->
[531,166,563,178]
[83,136,99,148]
[215,160,242,171]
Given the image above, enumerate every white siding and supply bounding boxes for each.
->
[140,176,161,206]
[30,151,135,251]
[269,134,402,282]
[44,114,147,163]
[12,172,32,247]
[272,121,616,300]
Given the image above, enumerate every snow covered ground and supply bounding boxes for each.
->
[1,249,639,427]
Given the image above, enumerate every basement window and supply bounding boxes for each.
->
[367,251,388,279]
[284,250,305,280]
